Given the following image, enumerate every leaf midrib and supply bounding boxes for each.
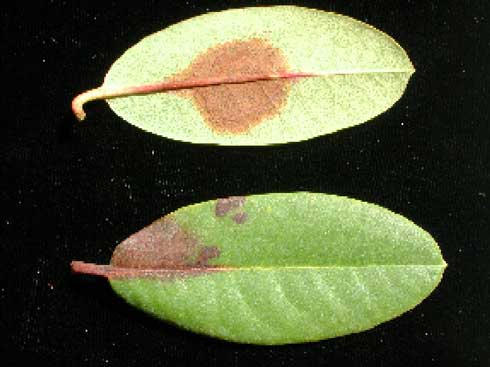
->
[72,261,445,280]
[111,263,446,278]
[211,264,445,270]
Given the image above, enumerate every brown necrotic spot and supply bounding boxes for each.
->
[232,212,248,224]
[195,246,221,266]
[172,38,291,134]
[110,217,219,269]
[215,196,246,217]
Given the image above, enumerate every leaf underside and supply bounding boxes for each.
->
[95,6,414,145]
[74,193,445,345]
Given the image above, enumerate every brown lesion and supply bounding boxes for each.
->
[71,216,223,280]
[170,38,292,135]
[232,212,248,224]
[215,196,248,225]
[194,246,221,267]
[111,217,220,269]
[72,197,254,280]
[215,196,246,217]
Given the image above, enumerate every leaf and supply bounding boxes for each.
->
[72,193,446,345]
[72,6,414,145]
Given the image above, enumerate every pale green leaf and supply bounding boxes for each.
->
[72,6,414,145]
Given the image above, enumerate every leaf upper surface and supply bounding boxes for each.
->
[86,192,447,344]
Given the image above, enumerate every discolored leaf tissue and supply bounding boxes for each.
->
[72,193,446,345]
[72,6,414,145]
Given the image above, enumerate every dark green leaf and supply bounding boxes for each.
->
[72,193,446,344]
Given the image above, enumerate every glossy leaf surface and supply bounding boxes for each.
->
[72,193,446,345]
[72,6,414,145]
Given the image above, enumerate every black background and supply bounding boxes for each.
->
[2,1,489,366]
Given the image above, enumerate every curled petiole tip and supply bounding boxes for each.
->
[71,87,110,121]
